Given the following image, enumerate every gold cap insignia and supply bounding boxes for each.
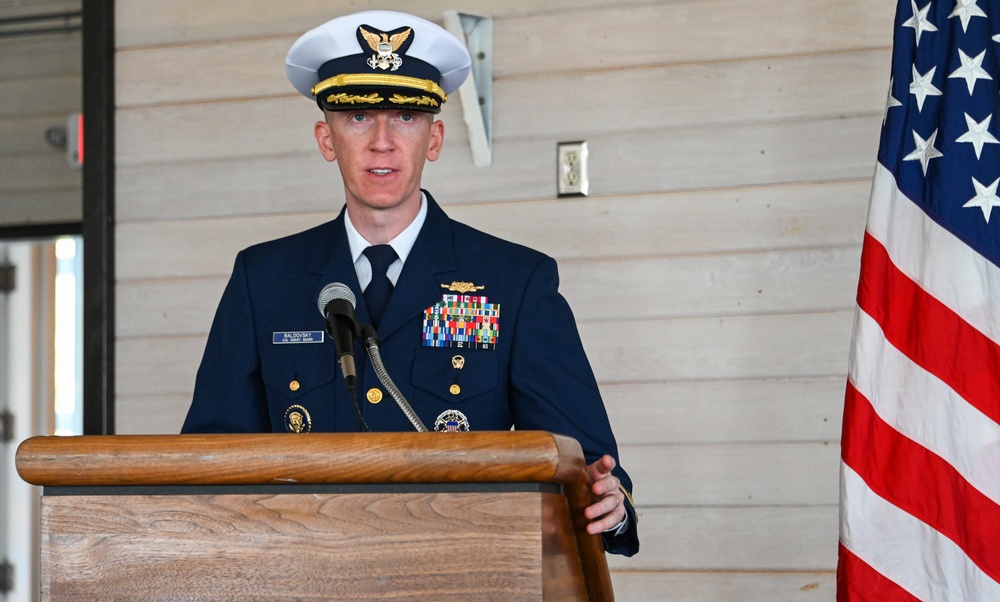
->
[360,26,411,71]
[441,281,485,294]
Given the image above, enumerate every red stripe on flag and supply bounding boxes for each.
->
[857,232,1000,424]
[843,383,1000,583]
[837,544,920,602]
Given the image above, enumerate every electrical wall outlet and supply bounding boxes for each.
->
[557,141,589,197]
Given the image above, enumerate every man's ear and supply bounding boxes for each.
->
[314,118,337,162]
[426,118,445,162]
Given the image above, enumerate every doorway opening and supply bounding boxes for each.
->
[0,235,83,602]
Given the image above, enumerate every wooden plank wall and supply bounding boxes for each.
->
[114,1,895,599]
[0,0,83,226]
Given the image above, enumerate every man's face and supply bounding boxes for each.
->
[314,109,444,216]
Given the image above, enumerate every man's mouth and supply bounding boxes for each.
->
[369,169,393,175]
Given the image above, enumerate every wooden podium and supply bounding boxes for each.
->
[16,431,614,601]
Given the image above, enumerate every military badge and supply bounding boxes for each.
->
[434,409,470,432]
[359,26,411,71]
[441,282,485,294]
[284,404,312,433]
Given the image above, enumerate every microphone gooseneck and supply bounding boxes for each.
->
[361,324,428,432]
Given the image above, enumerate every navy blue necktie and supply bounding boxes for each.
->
[363,244,398,328]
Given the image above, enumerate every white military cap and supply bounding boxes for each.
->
[285,10,471,114]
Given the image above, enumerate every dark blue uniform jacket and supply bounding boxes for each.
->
[182,192,638,556]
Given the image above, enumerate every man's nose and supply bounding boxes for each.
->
[370,116,395,150]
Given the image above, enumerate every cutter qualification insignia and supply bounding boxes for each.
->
[441,282,485,294]
[359,26,411,71]
[434,409,470,432]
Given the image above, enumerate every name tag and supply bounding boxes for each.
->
[273,331,325,344]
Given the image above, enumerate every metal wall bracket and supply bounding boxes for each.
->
[443,11,493,167]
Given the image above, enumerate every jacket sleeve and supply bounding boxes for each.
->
[181,251,272,433]
[507,256,639,556]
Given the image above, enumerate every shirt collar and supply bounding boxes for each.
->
[344,192,427,264]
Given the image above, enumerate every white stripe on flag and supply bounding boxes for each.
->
[866,163,1000,345]
[849,307,1000,505]
[840,463,1000,602]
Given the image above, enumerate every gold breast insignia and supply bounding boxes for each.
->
[441,281,485,294]
[284,404,312,433]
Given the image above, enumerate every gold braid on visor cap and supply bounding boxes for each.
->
[311,73,447,103]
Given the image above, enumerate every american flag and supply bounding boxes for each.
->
[838,0,1000,600]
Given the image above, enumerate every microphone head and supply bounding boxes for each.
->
[317,282,356,316]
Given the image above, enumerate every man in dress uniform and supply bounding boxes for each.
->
[181,10,638,556]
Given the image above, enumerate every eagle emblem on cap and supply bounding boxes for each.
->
[360,26,411,71]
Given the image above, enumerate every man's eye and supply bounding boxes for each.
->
[351,113,366,122]
[399,113,414,122]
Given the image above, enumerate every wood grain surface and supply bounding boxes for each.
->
[20,432,612,600]
[16,432,583,487]
[40,491,570,601]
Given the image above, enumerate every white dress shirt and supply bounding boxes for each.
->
[344,192,427,290]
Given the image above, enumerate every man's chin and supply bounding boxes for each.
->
[347,190,421,214]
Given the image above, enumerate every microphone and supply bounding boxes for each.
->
[317,283,359,391]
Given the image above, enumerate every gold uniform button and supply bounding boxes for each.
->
[289,380,300,392]
[449,384,461,396]
[366,388,383,404]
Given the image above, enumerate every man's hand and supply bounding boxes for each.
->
[584,454,627,534]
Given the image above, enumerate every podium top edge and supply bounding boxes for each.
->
[15,431,588,488]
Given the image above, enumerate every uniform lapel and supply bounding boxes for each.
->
[307,208,369,324]
[375,192,457,340]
